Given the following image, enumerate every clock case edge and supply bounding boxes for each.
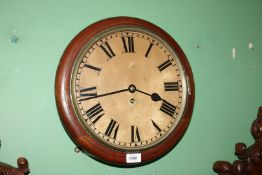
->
[55,16,195,166]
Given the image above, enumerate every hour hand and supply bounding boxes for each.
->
[151,93,162,102]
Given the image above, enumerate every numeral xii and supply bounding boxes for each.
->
[122,36,134,53]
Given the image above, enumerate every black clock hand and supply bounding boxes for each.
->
[151,93,163,102]
[128,84,162,102]
[136,89,163,102]
[79,88,128,101]
[79,84,163,102]
[80,84,137,101]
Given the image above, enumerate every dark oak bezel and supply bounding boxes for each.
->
[55,16,195,166]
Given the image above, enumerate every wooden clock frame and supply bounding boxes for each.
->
[55,16,195,166]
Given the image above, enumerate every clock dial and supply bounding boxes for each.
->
[55,17,194,166]
[71,29,186,150]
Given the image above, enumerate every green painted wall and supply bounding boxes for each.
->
[1,0,262,174]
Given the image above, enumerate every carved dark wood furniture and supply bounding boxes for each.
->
[213,106,262,175]
[0,157,29,175]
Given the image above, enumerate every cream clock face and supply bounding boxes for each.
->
[71,27,187,150]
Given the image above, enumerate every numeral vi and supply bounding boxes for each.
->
[131,125,141,142]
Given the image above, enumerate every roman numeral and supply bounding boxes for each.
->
[85,103,104,124]
[79,87,97,101]
[131,125,141,142]
[145,43,153,57]
[151,120,162,132]
[158,60,172,71]
[160,100,176,117]
[84,63,101,73]
[164,82,179,91]
[100,41,115,59]
[105,119,119,139]
[122,36,134,53]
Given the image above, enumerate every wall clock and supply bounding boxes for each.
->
[55,16,195,166]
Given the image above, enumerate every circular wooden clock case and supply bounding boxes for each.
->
[55,17,195,166]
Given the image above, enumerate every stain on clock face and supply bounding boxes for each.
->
[71,28,186,150]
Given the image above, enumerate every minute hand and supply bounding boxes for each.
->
[79,88,128,101]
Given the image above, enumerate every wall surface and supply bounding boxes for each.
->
[0,0,262,174]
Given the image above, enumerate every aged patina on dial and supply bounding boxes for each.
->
[55,17,194,166]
